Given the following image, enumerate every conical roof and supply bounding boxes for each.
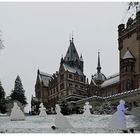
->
[123,50,134,59]
[64,38,80,62]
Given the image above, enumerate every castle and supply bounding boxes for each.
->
[31,11,140,114]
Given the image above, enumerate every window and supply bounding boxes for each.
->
[60,83,64,90]
[69,74,72,79]
[126,80,132,90]
[60,74,64,81]
[126,65,131,72]
[124,62,134,73]
[80,76,84,82]
[75,85,78,88]
[69,83,72,87]
[74,75,79,81]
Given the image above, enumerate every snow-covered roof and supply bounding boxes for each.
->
[39,71,52,87]
[65,94,86,100]
[123,50,134,59]
[32,97,41,102]
[39,71,52,77]
[101,73,119,88]
[106,72,119,79]
[63,63,83,75]
[91,78,97,86]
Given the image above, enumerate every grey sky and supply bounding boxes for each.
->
[0,2,127,111]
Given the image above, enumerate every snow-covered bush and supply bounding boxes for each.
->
[94,101,114,114]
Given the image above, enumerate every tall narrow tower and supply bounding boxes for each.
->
[118,11,140,92]
[92,52,106,86]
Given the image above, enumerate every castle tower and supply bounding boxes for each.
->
[92,52,106,86]
[118,10,140,92]
[63,37,84,72]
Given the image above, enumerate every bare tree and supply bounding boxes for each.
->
[127,2,140,11]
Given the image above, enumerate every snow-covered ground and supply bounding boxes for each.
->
[0,114,138,133]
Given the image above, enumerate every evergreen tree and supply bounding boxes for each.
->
[60,99,71,115]
[10,75,27,106]
[0,81,6,113]
[95,101,114,115]
[0,81,5,100]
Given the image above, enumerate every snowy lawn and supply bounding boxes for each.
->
[0,114,138,133]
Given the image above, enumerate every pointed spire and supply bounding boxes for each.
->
[61,54,63,58]
[97,52,101,73]
[86,78,89,84]
[60,55,64,64]
[72,31,74,42]
[69,33,71,42]
[37,69,40,75]
[80,54,83,61]
[64,36,79,62]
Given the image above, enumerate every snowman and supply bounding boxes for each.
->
[108,99,128,131]
[39,103,47,117]
[10,102,25,121]
[54,104,73,129]
[83,102,92,116]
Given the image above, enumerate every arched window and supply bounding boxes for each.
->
[124,61,134,73]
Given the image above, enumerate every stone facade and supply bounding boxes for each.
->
[118,11,140,92]
[33,38,88,112]
[32,11,140,114]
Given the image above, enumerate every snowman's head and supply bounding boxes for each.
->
[40,103,43,107]
[55,104,61,113]
[14,102,17,106]
[119,99,125,105]
[85,102,89,105]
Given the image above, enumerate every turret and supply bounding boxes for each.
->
[60,55,64,65]
[80,54,84,72]
[118,24,125,36]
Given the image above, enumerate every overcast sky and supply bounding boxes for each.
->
[0,2,129,111]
